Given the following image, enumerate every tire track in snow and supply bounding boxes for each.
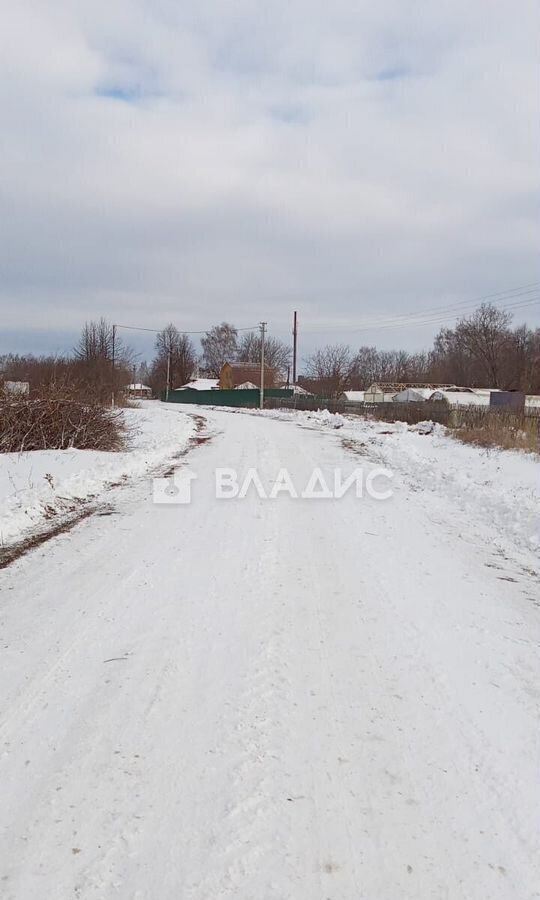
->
[185,488,292,898]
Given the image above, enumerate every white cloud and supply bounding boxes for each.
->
[0,0,538,356]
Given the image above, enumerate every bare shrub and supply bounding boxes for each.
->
[0,383,127,452]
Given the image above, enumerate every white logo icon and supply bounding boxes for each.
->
[153,470,198,505]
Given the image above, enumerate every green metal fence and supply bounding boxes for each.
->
[161,388,294,408]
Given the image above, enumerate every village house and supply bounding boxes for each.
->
[219,362,275,390]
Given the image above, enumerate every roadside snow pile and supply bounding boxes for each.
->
[304,409,347,429]
[260,407,349,429]
[408,420,444,435]
[0,404,195,547]
[341,416,540,553]
[260,408,540,554]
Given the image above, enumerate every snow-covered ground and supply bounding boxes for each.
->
[0,404,538,899]
[0,404,196,547]
[258,407,540,556]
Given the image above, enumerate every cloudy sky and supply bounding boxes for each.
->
[1,0,538,362]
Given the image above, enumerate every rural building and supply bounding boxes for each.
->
[277,382,313,396]
[342,390,365,402]
[364,383,403,403]
[288,384,313,396]
[366,382,468,404]
[392,387,437,403]
[175,378,219,391]
[219,362,275,390]
[3,381,30,396]
[430,389,486,406]
[126,383,152,399]
[384,386,503,407]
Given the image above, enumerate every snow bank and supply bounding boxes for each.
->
[260,408,540,553]
[354,418,540,552]
[0,403,195,547]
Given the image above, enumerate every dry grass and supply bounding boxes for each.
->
[452,414,539,453]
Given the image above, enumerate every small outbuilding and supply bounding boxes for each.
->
[126,383,152,399]
[2,381,30,396]
[175,378,219,391]
[364,383,401,403]
[288,384,313,396]
[342,390,365,403]
[392,387,435,403]
[431,389,496,407]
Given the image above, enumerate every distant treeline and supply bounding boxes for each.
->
[301,304,540,396]
[1,303,538,401]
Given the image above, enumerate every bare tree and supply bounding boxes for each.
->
[74,318,131,365]
[151,324,196,391]
[200,323,238,376]
[72,319,134,401]
[453,304,512,387]
[237,332,291,380]
[303,345,353,396]
[349,346,381,388]
[430,304,513,388]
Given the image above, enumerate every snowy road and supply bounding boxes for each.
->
[0,407,538,899]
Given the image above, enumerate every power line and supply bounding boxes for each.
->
[344,296,540,334]
[115,281,539,342]
[314,281,540,330]
[304,288,539,334]
[346,286,540,330]
[116,323,260,335]
[361,296,540,332]
[301,288,540,336]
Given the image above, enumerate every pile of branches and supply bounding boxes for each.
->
[0,391,127,452]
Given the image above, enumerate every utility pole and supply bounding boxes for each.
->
[259,321,267,410]
[111,323,116,407]
[292,310,298,385]
[166,348,171,401]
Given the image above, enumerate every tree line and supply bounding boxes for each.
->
[151,322,292,391]
[303,304,540,396]
[1,303,538,400]
[0,319,293,399]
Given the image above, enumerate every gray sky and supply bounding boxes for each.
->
[1,1,538,364]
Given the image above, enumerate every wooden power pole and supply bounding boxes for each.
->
[292,310,298,385]
[111,323,116,407]
[259,322,267,409]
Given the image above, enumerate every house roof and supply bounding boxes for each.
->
[278,383,312,395]
[176,379,219,391]
[343,391,365,402]
[366,382,457,393]
[430,390,491,406]
[393,388,436,401]
[127,383,152,390]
